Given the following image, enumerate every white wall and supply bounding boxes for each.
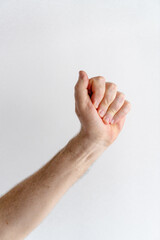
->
[0,1,160,239]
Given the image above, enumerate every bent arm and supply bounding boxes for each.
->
[0,132,106,240]
[0,70,131,240]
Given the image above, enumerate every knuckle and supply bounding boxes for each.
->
[104,93,114,105]
[108,82,117,91]
[102,96,109,106]
[74,83,79,90]
[113,101,121,109]
[117,92,125,101]
[97,76,106,82]
[108,107,116,115]
[125,100,131,111]
[96,90,104,98]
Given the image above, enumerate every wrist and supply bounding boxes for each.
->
[65,131,107,171]
[78,130,107,152]
[78,127,109,151]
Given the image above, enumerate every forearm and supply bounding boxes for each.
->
[0,131,106,240]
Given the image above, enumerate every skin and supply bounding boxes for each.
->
[0,70,131,240]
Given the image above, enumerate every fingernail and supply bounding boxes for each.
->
[99,109,105,117]
[111,119,114,124]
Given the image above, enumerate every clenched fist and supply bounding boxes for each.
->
[74,70,131,148]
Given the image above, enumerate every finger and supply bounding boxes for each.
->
[74,70,90,108]
[103,91,125,124]
[89,76,106,109]
[97,82,117,117]
[110,100,131,124]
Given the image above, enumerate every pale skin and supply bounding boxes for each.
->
[0,70,131,240]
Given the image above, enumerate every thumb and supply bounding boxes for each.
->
[78,70,89,90]
[75,70,90,104]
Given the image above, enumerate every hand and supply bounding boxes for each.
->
[74,70,131,148]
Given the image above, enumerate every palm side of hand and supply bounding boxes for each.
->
[74,71,131,148]
[76,90,126,147]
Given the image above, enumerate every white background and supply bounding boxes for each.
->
[0,1,160,239]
